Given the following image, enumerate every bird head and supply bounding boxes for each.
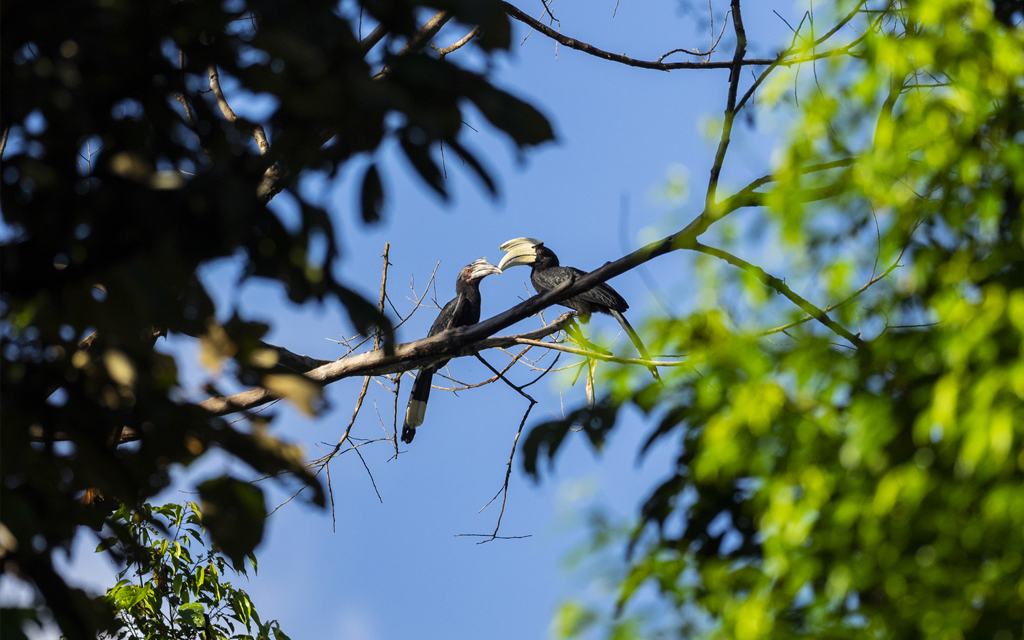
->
[497,237,558,271]
[459,258,502,285]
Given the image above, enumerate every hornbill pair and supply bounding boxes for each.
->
[401,238,658,444]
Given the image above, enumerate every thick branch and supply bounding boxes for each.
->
[360,23,390,54]
[197,312,575,416]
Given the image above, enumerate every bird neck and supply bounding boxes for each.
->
[455,279,482,299]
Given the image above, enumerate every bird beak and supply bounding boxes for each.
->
[497,237,543,271]
[469,258,503,280]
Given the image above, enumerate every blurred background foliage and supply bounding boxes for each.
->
[528,0,1024,638]
[0,0,551,637]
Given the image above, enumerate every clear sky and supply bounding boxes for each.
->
[27,1,804,638]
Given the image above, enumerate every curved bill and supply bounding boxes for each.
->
[468,258,502,280]
[497,237,544,271]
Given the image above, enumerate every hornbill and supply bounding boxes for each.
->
[401,258,502,444]
[497,237,660,381]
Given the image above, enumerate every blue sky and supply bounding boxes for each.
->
[14,1,809,637]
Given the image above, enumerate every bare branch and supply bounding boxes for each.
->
[457,351,561,544]
[257,342,333,372]
[502,2,775,71]
[704,0,747,209]
[658,9,731,62]
[432,26,480,59]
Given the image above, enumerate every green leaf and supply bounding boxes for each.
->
[178,602,205,629]
[552,601,596,639]
[94,537,119,553]
[272,625,293,640]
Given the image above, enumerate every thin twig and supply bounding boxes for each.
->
[513,339,687,367]
[503,1,774,70]
[692,243,864,346]
[760,240,910,336]
[432,26,480,59]
[460,354,539,544]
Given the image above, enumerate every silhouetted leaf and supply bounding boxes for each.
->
[446,139,496,196]
[198,477,266,567]
[523,397,621,478]
[400,131,448,199]
[360,163,385,223]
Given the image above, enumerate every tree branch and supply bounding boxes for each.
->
[208,66,270,154]
[374,10,454,78]
[433,25,481,59]
[760,243,908,337]
[502,1,775,71]
[196,311,576,416]
[704,0,747,210]
[513,339,688,368]
[691,242,865,346]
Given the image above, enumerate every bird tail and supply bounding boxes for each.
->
[401,367,435,443]
[609,310,661,382]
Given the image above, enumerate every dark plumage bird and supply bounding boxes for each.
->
[498,237,660,381]
[402,258,502,444]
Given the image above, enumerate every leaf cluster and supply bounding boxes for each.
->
[100,501,286,640]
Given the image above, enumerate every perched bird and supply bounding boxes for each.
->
[402,258,502,443]
[498,237,660,381]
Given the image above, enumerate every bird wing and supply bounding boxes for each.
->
[427,294,465,337]
[541,266,628,312]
